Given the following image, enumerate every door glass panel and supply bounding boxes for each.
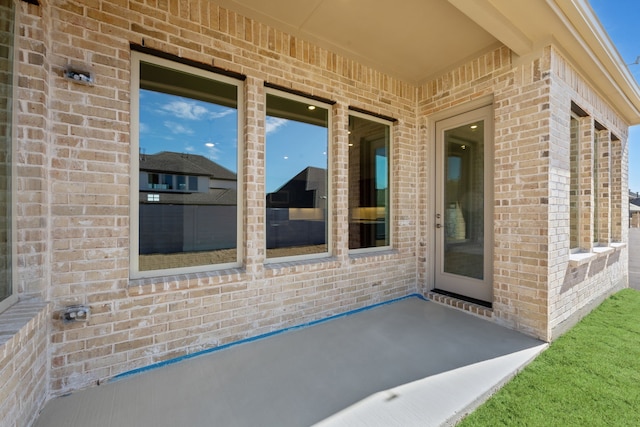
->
[443,121,484,280]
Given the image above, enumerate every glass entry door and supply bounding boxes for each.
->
[434,106,493,303]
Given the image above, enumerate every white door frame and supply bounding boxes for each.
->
[429,102,494,303]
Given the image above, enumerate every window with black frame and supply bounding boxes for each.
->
[265,91,329,260]
[348,114,390,250]
[132,53,240,276]
[0,0,14,310]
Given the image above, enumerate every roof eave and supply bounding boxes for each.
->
[551,0,640,125]
[451,0,640,126]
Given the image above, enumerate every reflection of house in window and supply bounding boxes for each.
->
[140,151,236,194]
[265,166,326,249]
[138,151,237,255]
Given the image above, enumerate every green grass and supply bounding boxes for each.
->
[459,289,640,426]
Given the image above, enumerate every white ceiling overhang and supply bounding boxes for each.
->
[213,0,500,82]
[214,0,640,125]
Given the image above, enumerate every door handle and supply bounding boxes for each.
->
[436,224,442,228]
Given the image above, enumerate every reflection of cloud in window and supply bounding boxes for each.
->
[184,143,221,161]
[164,121,194,135]
[206,145,221,160]
[159,99,234,122]
[210,109,234,119]
[161,100,209,120]
[266,117,287,134]
[141,90,237,171]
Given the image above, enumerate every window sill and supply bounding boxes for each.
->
[264,256,339,275]
[129,267,247,288]
[0,298,49,348]
[568,243,625,268]
[349,249,399,262]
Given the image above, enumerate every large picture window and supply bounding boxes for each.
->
[348,113,390,250]
[0,0,15,311]
[131,53,241,277]
[265,90,330,260]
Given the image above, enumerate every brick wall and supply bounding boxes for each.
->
[546,49,628,337]
[0,2,53,425]
[0,301,50,427]
[15,0,49,300]
[20,0,419,395]
[0,3,50,426]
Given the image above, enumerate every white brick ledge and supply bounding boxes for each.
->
[568,243,626,268]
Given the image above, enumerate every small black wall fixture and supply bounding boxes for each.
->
[64,65,94,85]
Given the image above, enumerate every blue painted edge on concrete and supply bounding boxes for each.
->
[111,293,429,382]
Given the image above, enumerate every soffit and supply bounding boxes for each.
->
[213,0,640,124]
[549,0,640,125]
[213,0,499,83]
[449,0,640,124]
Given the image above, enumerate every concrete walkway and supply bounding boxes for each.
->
[35,297,546,427]
[629,228,640,290]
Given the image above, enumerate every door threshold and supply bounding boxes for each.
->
[431,289,492,309]
[425,288,493,319]
[426,290,493,319]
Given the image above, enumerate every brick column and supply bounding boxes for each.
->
[577,116,594,252]
[610,136,623,241]
[243,76,265,274]
[332,102,349,262]
[595,129,611,245]
[16,1,49,300]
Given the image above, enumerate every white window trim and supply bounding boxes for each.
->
[129,52,244,279]
[263,87,333,264]
[347,110,393,255]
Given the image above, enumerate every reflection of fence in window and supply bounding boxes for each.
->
[265,208,326,249]
[139,205,237,254]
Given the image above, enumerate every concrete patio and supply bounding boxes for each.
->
[34,297,546,427]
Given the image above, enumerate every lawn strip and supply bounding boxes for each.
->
[459,289,640,426]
